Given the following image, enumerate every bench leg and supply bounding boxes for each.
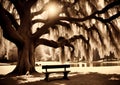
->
[44,73,49,81]
[63,72,69,80]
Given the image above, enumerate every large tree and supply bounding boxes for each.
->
[0,0,120,75]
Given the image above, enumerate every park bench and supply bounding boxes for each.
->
[42,64,70,81]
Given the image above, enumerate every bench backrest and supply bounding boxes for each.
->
[42,64,70,69]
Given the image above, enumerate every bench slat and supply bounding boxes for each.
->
[43,71,70,74]
[42,64,70,69]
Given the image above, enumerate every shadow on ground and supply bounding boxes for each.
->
[0,72,120,85]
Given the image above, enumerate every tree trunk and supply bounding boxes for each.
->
[11,41,36,75]
[10,8,37,75]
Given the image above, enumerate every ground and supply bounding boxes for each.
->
[0,72,120,85]
[0,61,120,85]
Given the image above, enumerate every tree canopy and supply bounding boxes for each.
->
[0,0,120,74]
[0,0,120,60]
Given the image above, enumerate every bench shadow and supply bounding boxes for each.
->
[0,72,120,85]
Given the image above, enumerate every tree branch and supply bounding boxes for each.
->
[31,8,44,19]
[4,8,20,30]
[94,11,120,23]
[69,35,89,45]
[32,19,57,40]
[96,0,120,14]
[0,4,23,45]
[57,0,120,24]
[55,21,71,29]
[31,19,46,25]
[35,37,75,52]
[34,38,59,48]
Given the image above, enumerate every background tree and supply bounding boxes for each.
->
[0,0,120,75]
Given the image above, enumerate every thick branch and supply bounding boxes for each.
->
[4,8,20,30]
[0,4,23,45]
[57,35,89,46]
[94,12,120,23]
[96,0,120,14]
[35,38,75,52]
[34,38,59,48]
[32,19,57,40]
[59,10,120,24]
[104,12,120,22]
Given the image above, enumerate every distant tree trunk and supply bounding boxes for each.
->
[60,46,66,63]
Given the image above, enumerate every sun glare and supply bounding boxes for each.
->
[46,3,61,18]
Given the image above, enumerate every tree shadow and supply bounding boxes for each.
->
[0,74,18,85]
[0,72,120,85]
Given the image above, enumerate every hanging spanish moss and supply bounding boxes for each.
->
[1,0,120,64]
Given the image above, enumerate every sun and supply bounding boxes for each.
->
[48,5,57,14]
[46,2,61,18]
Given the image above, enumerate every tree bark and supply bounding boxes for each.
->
[11,41,36,75]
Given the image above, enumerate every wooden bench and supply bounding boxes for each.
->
[42,64,70,81]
